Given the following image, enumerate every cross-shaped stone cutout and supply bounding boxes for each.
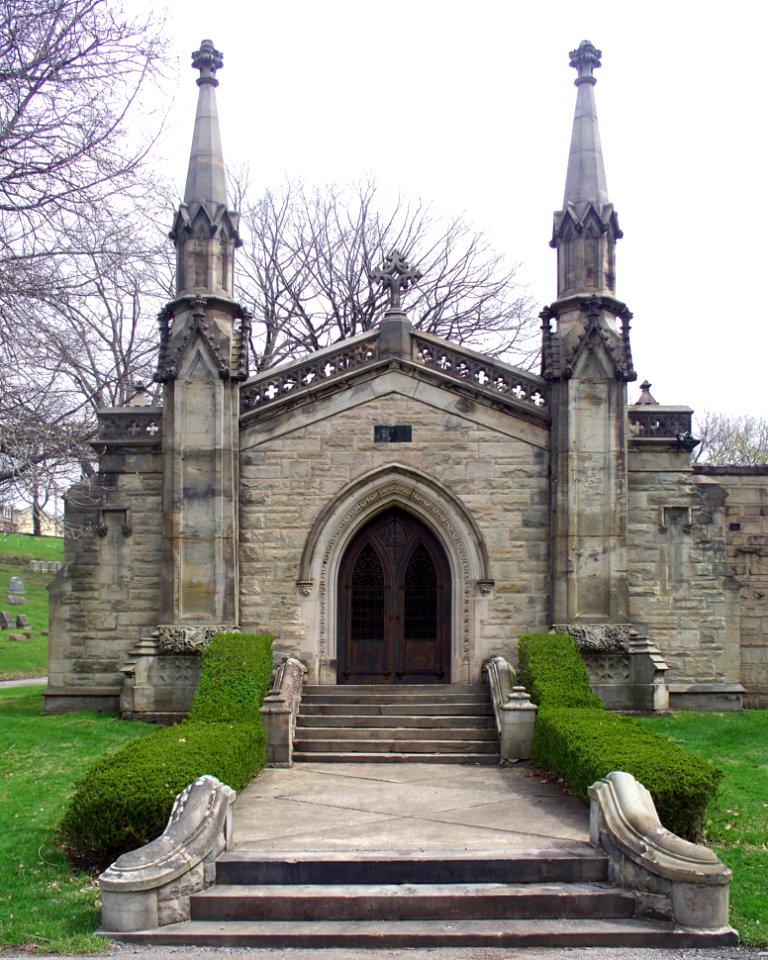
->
[371,250,422,311]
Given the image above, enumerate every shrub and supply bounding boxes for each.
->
[519,632,722,841]
[518,632,603,708]
[60,633,273,871]
[188,631,273,724]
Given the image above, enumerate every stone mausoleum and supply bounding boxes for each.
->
[45,40,768,718]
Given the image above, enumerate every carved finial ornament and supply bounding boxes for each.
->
[569,40,602,85]
[636,379,659,405]
[371,249,422,311]
[192,39,223,87]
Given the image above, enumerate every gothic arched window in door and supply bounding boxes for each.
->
[338,509,450,684]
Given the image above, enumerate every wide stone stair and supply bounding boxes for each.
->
[112,848,737,947]
[293,684,500,764]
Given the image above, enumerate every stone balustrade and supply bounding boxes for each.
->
[589,771,733,930]
[99,775,235,933]
[483,655,537,761]
[260,657,307,767]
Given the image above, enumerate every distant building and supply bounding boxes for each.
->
[0,503,64,537]
[14,507,64,538]
[0,501,16,533]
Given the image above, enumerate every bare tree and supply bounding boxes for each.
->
[0,0,170,518]
[0,202,172,517]
[694,411,768,465]
[0,0,166,219]
[236,178,538,372]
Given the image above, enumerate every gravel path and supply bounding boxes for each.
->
[2,946,766,960]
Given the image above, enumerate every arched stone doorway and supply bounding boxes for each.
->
[296,464,493,684]
[337,508,451,684]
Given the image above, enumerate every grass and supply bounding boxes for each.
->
[639,710,768,945]
[0,532,65,562]
[0,533,63,679]
[0,686,154,954]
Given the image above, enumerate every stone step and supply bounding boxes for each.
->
[294,738,500,754]
[299,702,492,717]
[302,691,489,705]
[296,725,497,741]
[190,881,636,923]
[215,849,609,885]
[292,751,500,764]
[303,684,484,696]
[104,917,739,948]
[297,713,495,729]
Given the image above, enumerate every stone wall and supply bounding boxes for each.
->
[694,465,768,707]
[239,370,550,683]
[627,444,742,706]
[45,446,164,713]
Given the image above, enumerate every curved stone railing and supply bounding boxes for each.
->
[260,657,307,767]
[589,771,733,931]
[100,775,235,933]
[483,656,537,761]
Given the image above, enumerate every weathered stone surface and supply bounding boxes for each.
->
[589,771,732,931]
[240,384,550,683]
[694,465,768,707]
[100,775,236,932]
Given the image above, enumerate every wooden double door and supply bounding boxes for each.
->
[338,508,451,684]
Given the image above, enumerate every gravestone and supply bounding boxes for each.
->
[8,576,26,605]
[16,614,29,628]
[0,611,13,629]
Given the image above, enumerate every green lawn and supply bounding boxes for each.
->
[0,686,154,953]
[639,710,768,945]
[0,533,63,679]
[0,532,65,562]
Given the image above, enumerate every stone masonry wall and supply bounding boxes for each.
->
[45,448,163,711]
[239,374,550,682]
[694,465,768,707]
[627,446,741,693]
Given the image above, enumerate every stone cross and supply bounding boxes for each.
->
[371,250,422,311]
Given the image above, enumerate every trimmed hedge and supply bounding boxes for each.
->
[60,632,273,871]
[518,633,721,841]
[518,632,603,709]
[188,632,273,724]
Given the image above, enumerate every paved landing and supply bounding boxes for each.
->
[232,762,590,853]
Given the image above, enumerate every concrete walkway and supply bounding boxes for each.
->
[233,761,591,853]
[0,675,46,687]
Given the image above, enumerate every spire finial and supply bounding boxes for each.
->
[569,40,602,86]
[371,250,422,311]
[192,39,223,88]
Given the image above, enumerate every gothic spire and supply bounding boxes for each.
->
[169,40,240,300]
[183,40,227,206]
[550,40,622,302]
[563,40,609,210]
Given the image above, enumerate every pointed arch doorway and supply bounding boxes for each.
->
[338,508,451,684]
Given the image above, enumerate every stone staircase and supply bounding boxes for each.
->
[110,848,737,947]
[293,683,500,764]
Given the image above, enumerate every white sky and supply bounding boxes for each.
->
[150,0,767,419]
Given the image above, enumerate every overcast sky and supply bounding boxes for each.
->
[151,0,766,420]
